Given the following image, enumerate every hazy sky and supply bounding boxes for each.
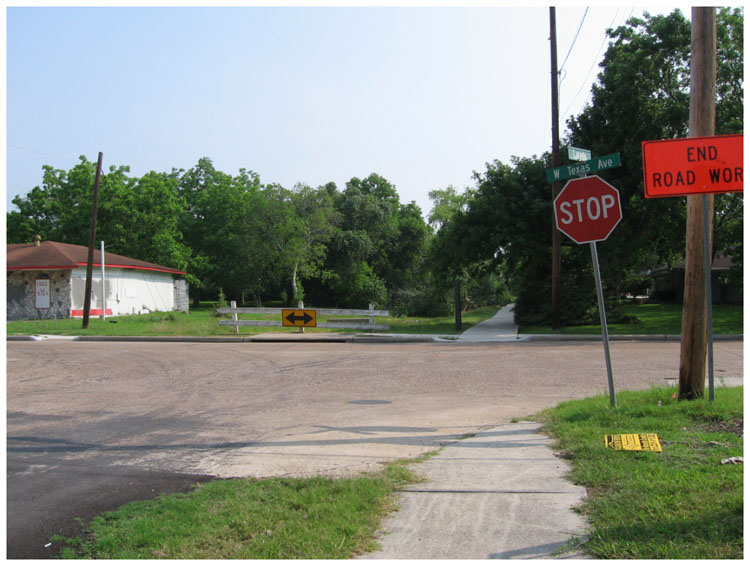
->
[5,2,691,218]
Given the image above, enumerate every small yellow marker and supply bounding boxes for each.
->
[605,433,662,452]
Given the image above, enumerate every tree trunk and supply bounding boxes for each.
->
[291,264,298,303]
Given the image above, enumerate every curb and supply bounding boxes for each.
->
[7,334,743,343]
[7,333,437,344]
[523,333,743,342]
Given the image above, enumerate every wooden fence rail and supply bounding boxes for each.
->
[216,302,389,334]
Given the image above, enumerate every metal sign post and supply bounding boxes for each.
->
[590,241,617,407]
[703,195,715,402]
[554,175,623,408]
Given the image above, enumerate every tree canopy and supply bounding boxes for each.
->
[8,9,743,322]
[431,8,743,325]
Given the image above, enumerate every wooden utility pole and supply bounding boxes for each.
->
[82,152,103,329]
[679,8,716,400]
[549,7,562,328]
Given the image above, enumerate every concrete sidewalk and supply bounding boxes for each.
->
[362,422,589,559]
[458,303,520,342]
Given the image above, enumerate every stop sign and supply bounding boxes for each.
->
[554,175,622,244]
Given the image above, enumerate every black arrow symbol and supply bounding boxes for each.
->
[285,311,313,325]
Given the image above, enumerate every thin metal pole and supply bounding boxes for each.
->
[590,241,616,407]
[455,278,462,332]
[100,240,106,320]
[703,195,715,401]
[82,152,103,329]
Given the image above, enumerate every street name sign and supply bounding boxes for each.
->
[546,152,622,183]
[568,146,592,161]
[282,309,317,327]
[642,134,743,197]
[554,176,623,244]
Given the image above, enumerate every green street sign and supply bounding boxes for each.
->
[546,152,622,183]
[568,146,591,161]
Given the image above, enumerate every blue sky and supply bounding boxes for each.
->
[5,3,690,219]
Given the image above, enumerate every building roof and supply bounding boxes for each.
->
[7,241,186,275]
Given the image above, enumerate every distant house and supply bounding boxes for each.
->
[7,238,189,321]
[649,255,742,305]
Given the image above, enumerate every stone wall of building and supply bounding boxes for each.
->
[7,270,71,321]
[173,278,190,313]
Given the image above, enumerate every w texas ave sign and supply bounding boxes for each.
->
[554,176,622,244]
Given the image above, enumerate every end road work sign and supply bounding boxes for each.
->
[642,134,743,197]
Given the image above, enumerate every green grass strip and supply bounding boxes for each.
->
[533,386,743,559]
[6,305,501,337]
[56,460,424,559]
[520,303,742,335]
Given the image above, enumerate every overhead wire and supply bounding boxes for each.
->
[559,7,589,74]
[561,7,634,119]
[7,143,80,163]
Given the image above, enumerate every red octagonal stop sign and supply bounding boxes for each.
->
[554,175,622,244]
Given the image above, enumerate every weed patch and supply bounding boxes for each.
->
[533,387,743,559]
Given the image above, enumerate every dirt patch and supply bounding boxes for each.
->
[704,417,743,438]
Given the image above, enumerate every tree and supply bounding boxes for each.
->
[8,156,101,245]
[177,158,243,302]
[427,185,474,231]
[7,158,192,278]
[566,8,744,291]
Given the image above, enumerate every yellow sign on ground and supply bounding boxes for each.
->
[605,433,662,452]
[281,309,317,327]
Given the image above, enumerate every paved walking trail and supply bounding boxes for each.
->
[362,421,589,560]
[458,303,520,342]
[361,305,591,559]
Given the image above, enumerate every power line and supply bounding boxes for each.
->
[8,143,79,163]
[561,7,630,119]
[559,7,589,73]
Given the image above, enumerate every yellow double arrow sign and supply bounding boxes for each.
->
[281,309,317,327]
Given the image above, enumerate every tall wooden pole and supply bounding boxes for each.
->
[82,152,103,329]
[549,7,562,328]
[679,8,716,400]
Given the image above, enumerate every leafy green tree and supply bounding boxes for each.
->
[7,158,191,278]
[7,156,100,245]
[247,183,339,305]
[427,185,474,231]
[567,8,744,293]
[177,158,240,302]
[430,9,744,325]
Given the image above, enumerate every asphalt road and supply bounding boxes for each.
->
[7,339,744,558]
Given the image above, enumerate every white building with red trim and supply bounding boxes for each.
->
[7,239,189,321]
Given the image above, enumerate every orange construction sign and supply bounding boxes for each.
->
[642,134,743,198]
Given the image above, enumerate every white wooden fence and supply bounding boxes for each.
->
[217,302,389,333]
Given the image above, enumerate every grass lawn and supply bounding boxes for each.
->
[520,303,743,335]
[6,305,501,337]
[533,386,743,559]
[55,458,428,559]
[56,387,743,559]
[8,303,743,338]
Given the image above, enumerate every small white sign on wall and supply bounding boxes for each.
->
[35,279,51,309]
